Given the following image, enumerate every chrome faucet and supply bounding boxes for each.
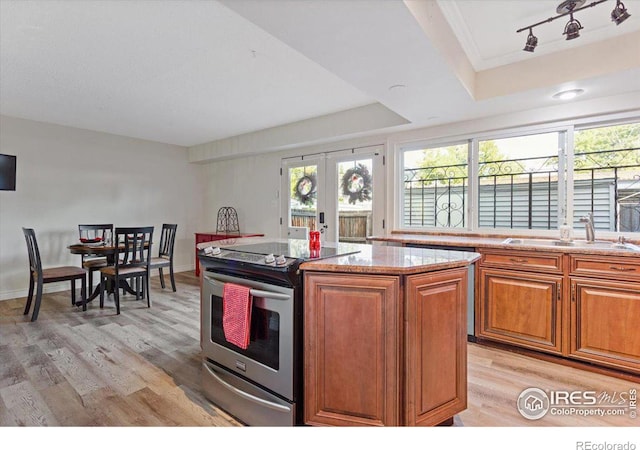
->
[579,212,595,242]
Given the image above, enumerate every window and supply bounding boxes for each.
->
[288,164,318,231]
[403,142,469,228]
[478,132,562,230]
[573,122,640,232]
[337,158,374,243]
[399,119,640,235]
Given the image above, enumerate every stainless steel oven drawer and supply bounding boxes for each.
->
[202,360,296,427]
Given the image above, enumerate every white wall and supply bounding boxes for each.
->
[201,152,282,238]
[0,116,205,301]
[197,93,640,243]
[200,134,391,239]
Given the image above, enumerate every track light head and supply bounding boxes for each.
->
[611,0,631,25]
[563,13,583,40]
[523,29,538,52]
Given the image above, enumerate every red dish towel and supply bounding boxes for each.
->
[222,283,253,349]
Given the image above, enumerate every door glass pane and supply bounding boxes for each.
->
[289,165,317,232]
[337,158,372,243]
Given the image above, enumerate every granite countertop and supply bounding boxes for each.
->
[368,232,640,258]
[299,245,480,275]
[196,236,480,275]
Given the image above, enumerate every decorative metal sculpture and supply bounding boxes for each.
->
[216,206,240,234]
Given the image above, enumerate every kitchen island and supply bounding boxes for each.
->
[300,244,480,427]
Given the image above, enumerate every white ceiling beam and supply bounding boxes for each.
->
[188,103,409,162]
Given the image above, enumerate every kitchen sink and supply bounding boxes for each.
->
[502,237,640,251]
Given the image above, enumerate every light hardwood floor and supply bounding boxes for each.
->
[1,272,638,427]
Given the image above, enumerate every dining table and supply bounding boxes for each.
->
[68,241,147,305]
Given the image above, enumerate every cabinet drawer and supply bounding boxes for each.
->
[480,250,563,273]
[570,255,640,282]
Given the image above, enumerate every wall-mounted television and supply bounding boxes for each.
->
[0,154,17,191]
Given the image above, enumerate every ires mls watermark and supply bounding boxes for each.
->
[516,387,637,420]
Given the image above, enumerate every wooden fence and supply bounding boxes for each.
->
[291,209,372,242]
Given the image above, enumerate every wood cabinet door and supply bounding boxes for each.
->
[478,267,563,354]
[570,278,640,373]
[304,272,400,426]
[404,268,468,426]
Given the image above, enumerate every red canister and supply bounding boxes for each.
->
[309,230,321,253]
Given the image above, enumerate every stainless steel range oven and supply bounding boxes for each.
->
[198,240,360,426]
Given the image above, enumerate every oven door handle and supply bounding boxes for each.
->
[204,278,291,301]
[248,289,290,301]
[204,363,291,413]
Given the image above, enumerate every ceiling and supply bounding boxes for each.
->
[1,0,639,150]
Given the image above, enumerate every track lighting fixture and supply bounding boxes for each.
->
[517,0,632,52]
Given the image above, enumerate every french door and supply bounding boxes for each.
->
[281,145,385,243]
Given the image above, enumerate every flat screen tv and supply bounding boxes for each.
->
[0,154,17,191]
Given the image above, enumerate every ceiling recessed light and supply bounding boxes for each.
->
[552,89,585,100]
[388,84,407,91]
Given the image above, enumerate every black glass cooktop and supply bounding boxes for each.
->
[199,240,362,283]
[221,240,360,261]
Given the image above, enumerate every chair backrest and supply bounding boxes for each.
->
[158,224,177,259]
[114,226,154,272]
[78,224,113,242]
[22,227,42,276]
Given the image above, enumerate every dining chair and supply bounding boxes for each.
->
[99,226,153,315]
[149,224,177,292]
[78,224,113,290]
[22,227,87,322]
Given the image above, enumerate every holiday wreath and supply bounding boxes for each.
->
[341,163,372,204]
[293,173,317,206]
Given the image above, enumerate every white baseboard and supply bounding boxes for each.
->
[0,264,195,302]
[0,288,27,302]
